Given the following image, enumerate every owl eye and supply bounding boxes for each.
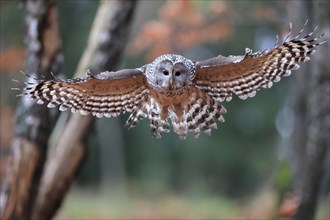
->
[175,71,181,76]
[163,70,169,75]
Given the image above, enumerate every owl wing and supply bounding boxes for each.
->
[194,25,325,102]
[20,69,149,118]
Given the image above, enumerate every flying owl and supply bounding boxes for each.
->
[17,24,325,139]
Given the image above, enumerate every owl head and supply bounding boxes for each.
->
[145,54,196,91]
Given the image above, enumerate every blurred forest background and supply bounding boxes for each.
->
[0,0,329,219]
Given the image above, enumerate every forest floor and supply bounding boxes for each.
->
[56,187,329,219]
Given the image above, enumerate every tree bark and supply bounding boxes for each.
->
[0,0,62,219]
[293,1,330,219]
[31,1,137,219]
[0,1,137,219]
[288,1,330,219]
[287,0,311,193]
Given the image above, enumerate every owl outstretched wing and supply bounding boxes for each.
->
[15,23,325,139]
[194,24,326,102]
[19,69,149,118]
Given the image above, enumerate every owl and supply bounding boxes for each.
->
[17,24,325,139]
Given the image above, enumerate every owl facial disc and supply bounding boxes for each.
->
[145,54,196,91]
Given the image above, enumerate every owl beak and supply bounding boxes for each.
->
[169,78,174,90]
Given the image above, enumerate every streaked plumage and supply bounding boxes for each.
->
[16,23,325,139]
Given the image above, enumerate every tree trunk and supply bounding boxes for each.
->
[294,1,330,219]
[0,0,62,219]
[286,0,311,193]
[288,1,329,219]
[31,1,137,219]
[0,0,137,219]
